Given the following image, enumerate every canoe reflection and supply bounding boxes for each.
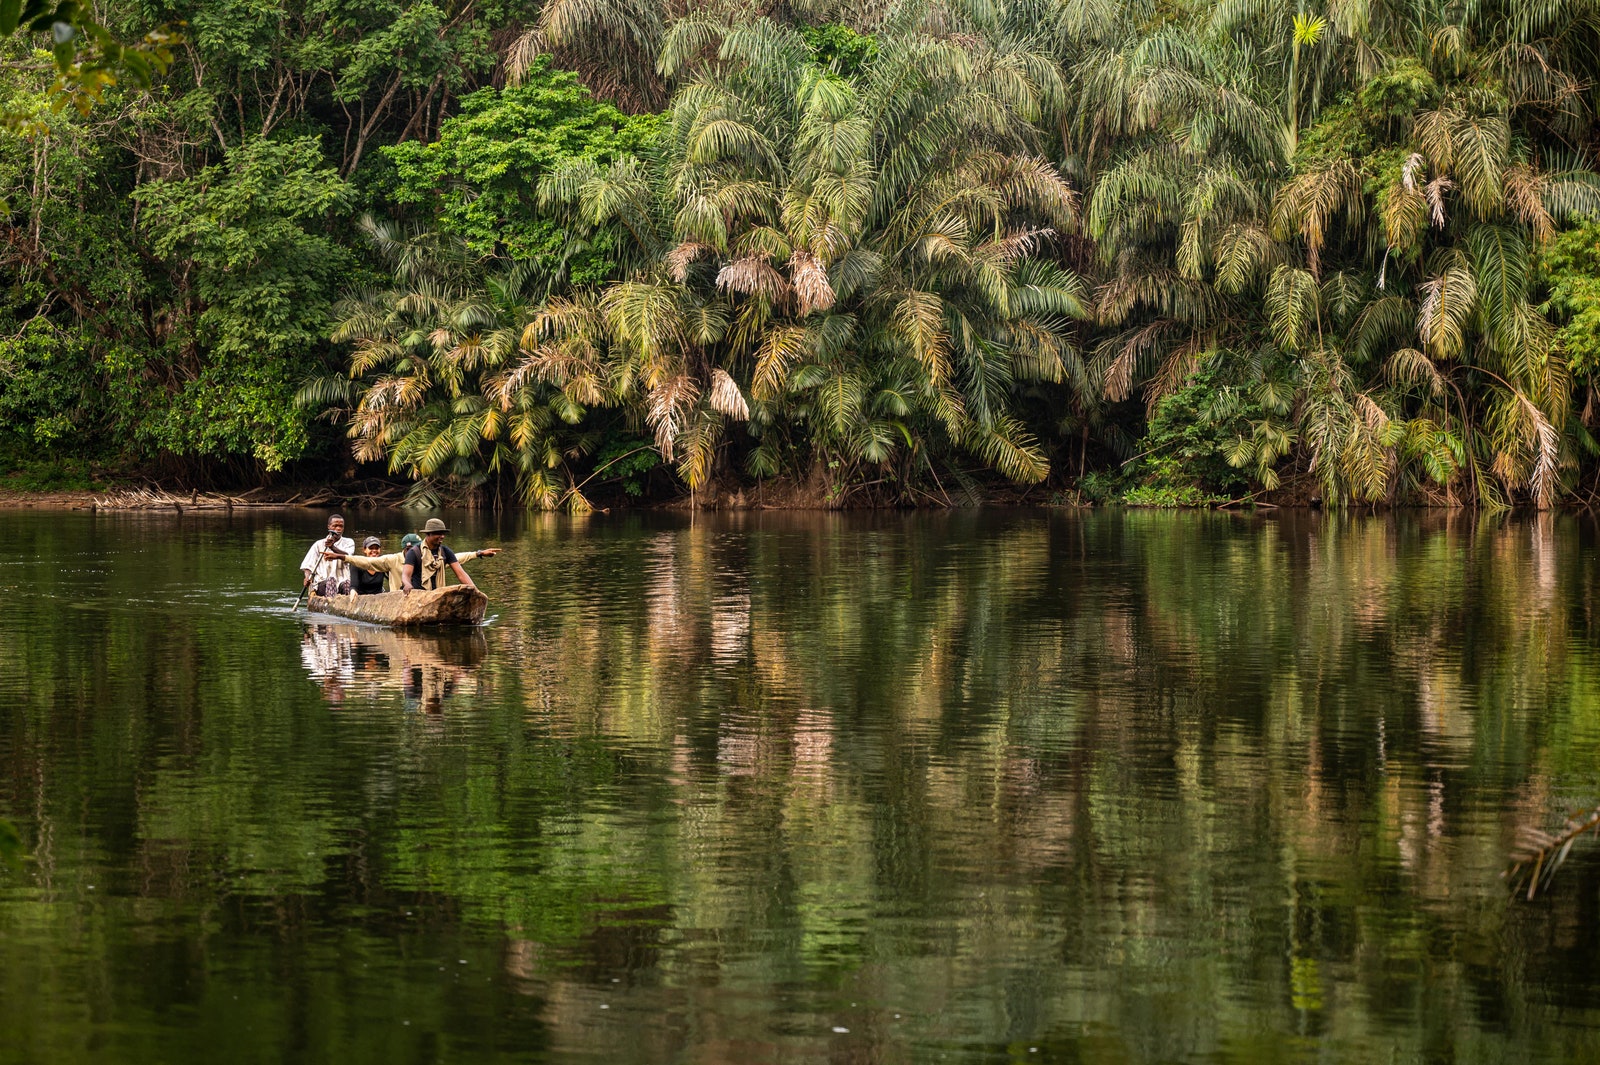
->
[299,622,487,712]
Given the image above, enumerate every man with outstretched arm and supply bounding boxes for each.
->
[401,519,480,594]
[299,514,356,597]
[330,532,497,594]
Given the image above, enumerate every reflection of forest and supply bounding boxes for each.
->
[489,512,1600,1062]
[6,512,1600,1064]
[300,623,487,712]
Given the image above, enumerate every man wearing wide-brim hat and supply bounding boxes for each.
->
[402,518,481,594]
[327,531,497,595]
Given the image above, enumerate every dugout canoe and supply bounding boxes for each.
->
[307,585,488,627]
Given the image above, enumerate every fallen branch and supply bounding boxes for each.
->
[1505,804,1600,900]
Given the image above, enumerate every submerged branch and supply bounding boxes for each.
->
[1505,805,1600,900]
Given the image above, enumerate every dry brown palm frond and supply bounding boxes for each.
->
[666,241,715,282]
[1504,164,1554,244]
[674,412,719,490]
[358,374,429,415]
[978,227,1056,267]
[1401,152,1426,192]
[501,347,609,408]
[1355,392,1390,434]
[1520,391,1561,509]
[789,249,836,315]
[352,433,387,465]
[1425,176,1454,228]
[482,366,529,410]
[646,374,700,460]
[709,368,750,420]
[1101,320,1174,403]
[1145,339,1203,416]
[505,28,546,86]
[717,254,792,302]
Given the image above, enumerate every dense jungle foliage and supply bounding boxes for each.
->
[5,0,1600,508]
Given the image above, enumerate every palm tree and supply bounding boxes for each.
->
[516,5,1091,499]
[1067,0,1600,506]
[303,218,618,509]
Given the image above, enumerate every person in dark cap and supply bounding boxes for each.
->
[402,518,481,594]
[348,536,390,595]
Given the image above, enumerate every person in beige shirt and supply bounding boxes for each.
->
[328,532,497,594]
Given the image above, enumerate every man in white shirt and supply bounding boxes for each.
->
[300,514,356,596]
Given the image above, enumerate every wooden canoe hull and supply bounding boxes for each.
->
[308,585,488,627]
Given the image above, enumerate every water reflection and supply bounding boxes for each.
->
[300,622,487,711]
[3,509,1600,1064]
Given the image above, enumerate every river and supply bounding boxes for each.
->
[1,508,1598,1063]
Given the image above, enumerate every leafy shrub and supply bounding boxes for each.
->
[1119,373,1259,503]
[591,437,662,497]
[1538,219,1600,378]
[0,320,96,451]
[802,24,878,78]
[1357,58,1438,117]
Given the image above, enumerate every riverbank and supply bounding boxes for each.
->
[0,483,413,511]
[0,470,1446,511]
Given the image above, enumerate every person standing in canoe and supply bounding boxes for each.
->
[332,533,497,594]
[300,514,356,596]
[402,518,479,594]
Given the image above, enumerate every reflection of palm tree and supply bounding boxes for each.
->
[504,511,1600,943]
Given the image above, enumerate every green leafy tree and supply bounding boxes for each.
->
[385,58,659,284]
[0,0,539,481]
[1,0,179,130]
[132,136,351,470]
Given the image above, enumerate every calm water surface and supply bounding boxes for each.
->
[3,509,1600,1064]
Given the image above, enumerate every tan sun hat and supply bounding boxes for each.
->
[421,518,449,535]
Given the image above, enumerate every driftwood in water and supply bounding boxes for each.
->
[308,585,488,627]
[90,480,413,511]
